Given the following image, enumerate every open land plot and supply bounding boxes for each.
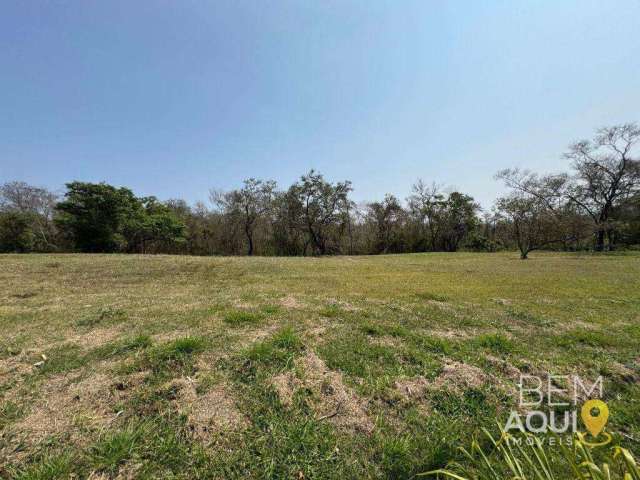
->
[1,252,639,478]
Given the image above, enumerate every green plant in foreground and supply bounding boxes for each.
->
[422,429,640,480]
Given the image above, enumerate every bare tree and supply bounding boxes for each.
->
[0,181,58,249]
[212,178,276,256]
[367,194,405,254]
[495,195,560,259]
[563,123,640,250]
[495,170,577,259]
[407,180,445,251]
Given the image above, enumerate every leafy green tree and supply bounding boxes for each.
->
[56,182,145,252]
[440,192,480,252]
[122,197,186,253]
[289,170,352,255]
[0,211,36,252]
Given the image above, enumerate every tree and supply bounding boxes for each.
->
[0,181,57,250]
[367,194,405,254]
[289,170,352,255]
[495,195,560,259]
[439,192,480,252]
[271,189,307,256]
[0,211,35,253]
[563,123,640,251]
[407,180,445,251]
[613,193,640,247]
[212,179,276,255]
[123,197,186,253]
[495,170,577,259]
[56,182,144,252]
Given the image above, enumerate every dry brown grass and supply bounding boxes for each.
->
[169,377,248,443]
[269,351,374,434]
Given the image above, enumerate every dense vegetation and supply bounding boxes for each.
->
[1,124,638,256]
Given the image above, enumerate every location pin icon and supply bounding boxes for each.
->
[581,399,609,437]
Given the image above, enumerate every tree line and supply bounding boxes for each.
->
[1,124,638,258]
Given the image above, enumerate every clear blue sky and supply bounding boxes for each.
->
[1,1,639,209]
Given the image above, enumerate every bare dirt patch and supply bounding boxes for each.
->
[433,361,487,391]
[269,372,302,408]
[395,376,430,401]
[426,300,456,313]
[427,329,473,340]
[64,325,124,349]
[3,370,143,461]
[169,377,247,442]
[0,353,34,381]
[270,351,374,434]
[279,295,304,309]
[305,323,328,340]
[394,361,489,405]
[485,354,522,380]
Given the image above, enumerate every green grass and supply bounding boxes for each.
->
[0,251,639,478]
[223,310,263,326]
[141,336,207,379]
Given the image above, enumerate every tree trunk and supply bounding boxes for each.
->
[595,229,605,252]
[245,224,254,256]
[606,229,615,251]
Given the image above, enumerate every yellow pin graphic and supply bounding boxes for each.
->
[581,399,609,437]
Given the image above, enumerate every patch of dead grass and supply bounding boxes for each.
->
[485,354,522,380]
[169,377,247,443]
[369,335,403,348]
[3,370,145,462]
[279,295,304,309]
[64,325,124,350]
[394,361,489,408]
[269,371,302,408]
[427,329,473,340]
[270,351,374,434]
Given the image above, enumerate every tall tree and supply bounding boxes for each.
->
[563,123,640,250]
[495,170,578,259]
[0,211,35,253]
[407,180,445,251]
[495,195,564,259]
[123,197,186,253]
[0,181,57,250]
[367,194,405,254]
[439,192,480,252]
[212,178,276,255]
[56,182,144,252]
[290,170,352,255]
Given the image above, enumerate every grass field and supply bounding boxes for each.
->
[1,252,639,479]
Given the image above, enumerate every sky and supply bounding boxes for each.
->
[1,1,639,209]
